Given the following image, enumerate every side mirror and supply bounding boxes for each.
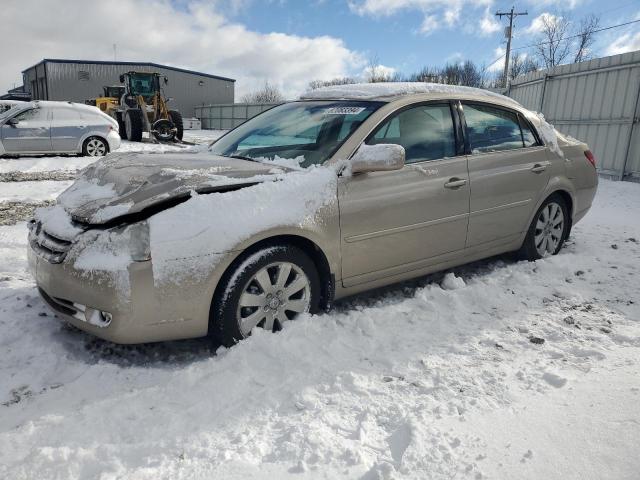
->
[350,143,405,174]
[119,74,125,83]
[7,117,19,126]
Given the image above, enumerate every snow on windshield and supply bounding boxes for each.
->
[301,82,520,105]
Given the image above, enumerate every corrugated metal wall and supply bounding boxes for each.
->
[24,61,234,118]
[507,51,640,180]
[195,103,279,129]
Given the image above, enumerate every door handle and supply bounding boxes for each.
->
[444,178,467,189]
[531,163,547,173]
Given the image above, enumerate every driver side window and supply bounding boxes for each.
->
[14,108,48,123]
[366,104,456,164]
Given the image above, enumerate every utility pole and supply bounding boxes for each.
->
[495,6,527,88]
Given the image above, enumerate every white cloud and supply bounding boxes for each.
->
[524,12,560,36]
[419,14,440,34]
[487,46,506,72]
[480,9,502,36]
[0,0,364,99]
[605,31,640,56]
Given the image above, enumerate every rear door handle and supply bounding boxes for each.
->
[444,178,467,189]
[531,163,547,173]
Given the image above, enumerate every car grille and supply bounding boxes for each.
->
[29,220,76,264]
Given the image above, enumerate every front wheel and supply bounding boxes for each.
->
[518,194,570,261]
[211,245,321,347]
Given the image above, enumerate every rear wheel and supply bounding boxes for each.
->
[211,245,321,347]
[116,113,127,140]
[125,109,143,142]
[518,194,570,261]
[168,110,184,140]
[82,136,108,157]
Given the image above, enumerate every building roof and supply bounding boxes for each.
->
[22,59,235,83]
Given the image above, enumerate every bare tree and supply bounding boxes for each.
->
[509,54,538,80]
[534,14,571,69]
[240,81,285,103]
[574,14,600,63]
[365,54,395,83]
[308,77,357,90]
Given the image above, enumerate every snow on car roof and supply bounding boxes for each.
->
[300,82,519,105]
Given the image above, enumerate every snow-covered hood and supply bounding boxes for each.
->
[58,152,288,225]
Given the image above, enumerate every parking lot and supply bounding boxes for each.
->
[1,133,639,478]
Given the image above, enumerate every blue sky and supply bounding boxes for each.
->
[2,0,639,97]
[230,0,640,77]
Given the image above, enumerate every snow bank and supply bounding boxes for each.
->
[1,179,640,479]
[148,166,338,284]
[301,82,520,106]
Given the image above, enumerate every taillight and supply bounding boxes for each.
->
[584,150,596,168]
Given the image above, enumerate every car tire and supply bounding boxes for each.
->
[517,193,570,261]
[125,109,143,142]
[168,110,184,141]
[82,136,108,157]
[211,245,321,347]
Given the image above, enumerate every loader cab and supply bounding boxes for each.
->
[120,72,161,99]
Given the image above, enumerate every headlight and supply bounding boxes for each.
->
[128,221,151,262]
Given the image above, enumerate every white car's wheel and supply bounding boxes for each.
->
[82,137,108,157]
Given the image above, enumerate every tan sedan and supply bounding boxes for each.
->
[28,84,598,346]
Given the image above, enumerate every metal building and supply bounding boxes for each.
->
[507,50,640,181]
[21,59,235,118]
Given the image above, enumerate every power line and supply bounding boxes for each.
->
[482,18,640,74]
[511,18,640,52]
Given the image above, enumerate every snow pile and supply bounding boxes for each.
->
[1,180,640,478]
[532,112,565,157]
[301,82,520,105]
[149,165,338,284]
[57,177,119,210]
[34,204,83,240]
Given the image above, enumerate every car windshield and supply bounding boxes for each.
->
[0,105,25,119]
[209,101,383,167]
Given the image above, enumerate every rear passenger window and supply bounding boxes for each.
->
[520,117,539,147]
[463,104,524,154]
[367,104,456,163]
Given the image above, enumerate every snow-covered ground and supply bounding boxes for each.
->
[1,135,639,479]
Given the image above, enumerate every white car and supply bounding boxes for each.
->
[0,101,121,157]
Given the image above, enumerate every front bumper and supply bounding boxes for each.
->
[28,239,218,344]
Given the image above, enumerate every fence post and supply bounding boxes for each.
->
[619,72,640,180]
[538,73,548,113]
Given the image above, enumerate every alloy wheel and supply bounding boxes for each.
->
[534,201,564,257]
[236,261,311,336]
[86,138,106,156]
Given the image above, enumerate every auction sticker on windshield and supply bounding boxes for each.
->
[323,107,366,115]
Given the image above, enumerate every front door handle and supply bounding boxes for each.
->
[531,163,547,173]
[444,178,467,189]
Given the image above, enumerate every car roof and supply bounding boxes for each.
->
[299,82,519,105]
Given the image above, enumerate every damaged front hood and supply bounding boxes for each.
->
[59,152,287,225]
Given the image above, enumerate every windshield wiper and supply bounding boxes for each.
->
[226,154,260,163]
